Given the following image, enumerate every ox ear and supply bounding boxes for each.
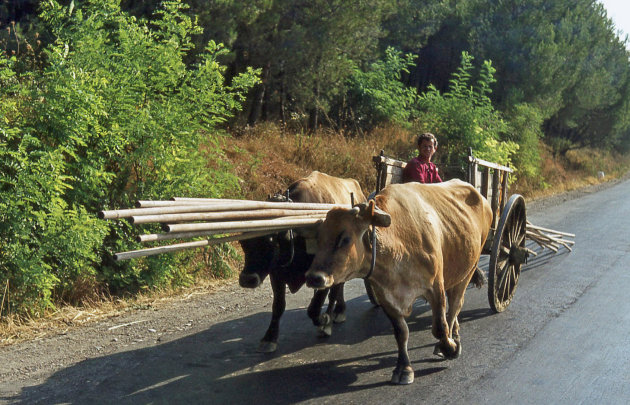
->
[371,205,391,228]
[355,200,391,228]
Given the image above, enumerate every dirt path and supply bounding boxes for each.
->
[0,280,271,385]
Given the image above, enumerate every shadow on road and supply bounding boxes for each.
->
[476,240,572,279]
[9,290,496,404]
[522,242,572,272]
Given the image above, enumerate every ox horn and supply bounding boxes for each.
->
[372,208,392,227]
[365,199,391,227]
[352,201,391,227]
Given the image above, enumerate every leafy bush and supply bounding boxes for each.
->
[0,0,259,316]
[504,103,544,182]
[343,47,419,130]
[416,51,518,170]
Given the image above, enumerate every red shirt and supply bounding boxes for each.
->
[402,158,442,184]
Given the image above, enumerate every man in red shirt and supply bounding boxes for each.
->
[402,132,442,183]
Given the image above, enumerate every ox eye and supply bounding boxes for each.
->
[335,233,351,249]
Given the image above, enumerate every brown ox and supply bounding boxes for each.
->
[305,179,492,384]
[239,171,366,352]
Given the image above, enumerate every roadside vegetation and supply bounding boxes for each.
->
[1,0,630,335]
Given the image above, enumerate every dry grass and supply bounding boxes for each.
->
[513,143,630,200]
[0,277,234,347]
[228,124,630,202]
[225,123,416,198]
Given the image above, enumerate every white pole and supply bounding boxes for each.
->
[130,209,329,225]
[115,230,275,260]
[100,201,346,219]
[164,216,325,233]
[137,223,316,243]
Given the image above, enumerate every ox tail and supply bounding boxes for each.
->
[469,267,486,289]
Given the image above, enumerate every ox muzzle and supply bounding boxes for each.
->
[305,270,333,290]
[239,271,263,288]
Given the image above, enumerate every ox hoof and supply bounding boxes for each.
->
[390,367,414,385]
[434,339,461,360]
[333,312,346,324]
[433,343,445,358]
[454,340,462,358]
[317,314,332,337]
[257,341,278,353]
[317,324,332,337]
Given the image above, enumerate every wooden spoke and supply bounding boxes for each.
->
[488,194,526,313]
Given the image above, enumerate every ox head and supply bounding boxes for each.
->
[238,234,279,288]
[238,192,295,288]
[305,200,391,289]
[239,230,312,291]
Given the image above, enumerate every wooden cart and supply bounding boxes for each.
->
[372,148,528,313]
[103,148,571,314]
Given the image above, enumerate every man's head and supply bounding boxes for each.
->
[417,132,438,162]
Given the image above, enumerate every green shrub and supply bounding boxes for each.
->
[0,0,259,316]
[416,51,518,170]
[504,103,544,182]
[344,47,419,130]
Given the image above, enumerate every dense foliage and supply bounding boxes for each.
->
[342,47,419,132]
[2,0,630,316]
[1,0,258,315]
[417,52,518,170]
[120,0,630,153]
[4,1,630,149]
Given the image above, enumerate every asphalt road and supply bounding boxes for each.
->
[2,178,630,404]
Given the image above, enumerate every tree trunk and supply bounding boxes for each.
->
[248,62,271,126]
[309,82,321,131]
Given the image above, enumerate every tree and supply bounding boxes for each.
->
[543,2,630,152]
[383,0,475,94]
[465,0,630,153]
[183,0,390,129]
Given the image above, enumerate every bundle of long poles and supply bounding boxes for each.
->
[526,221,575,253]
[100,197,349,261]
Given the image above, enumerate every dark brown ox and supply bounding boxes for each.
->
[305,179,492,384]
[239,171,366,353]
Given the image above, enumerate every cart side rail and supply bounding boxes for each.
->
[467,148,512,231]
[373,148,513,230]
[373,150,406,192]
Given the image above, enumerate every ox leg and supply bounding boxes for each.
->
[331,283,346,324]
[444,276,474,359]
[307,289,334,338]
[258,275,285,353]
[307,288,328,325]
[316,284,347,338]
[317,288,335,338]
[447,287,467,340]
[426,282,458,360]
[385,311,414,385]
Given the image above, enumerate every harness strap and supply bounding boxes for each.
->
[363,196,379,280]
[364,224,377,280]
[278,189,295,268]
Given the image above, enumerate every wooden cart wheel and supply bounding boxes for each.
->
[488,194,527,313]
[364,279,380,307]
